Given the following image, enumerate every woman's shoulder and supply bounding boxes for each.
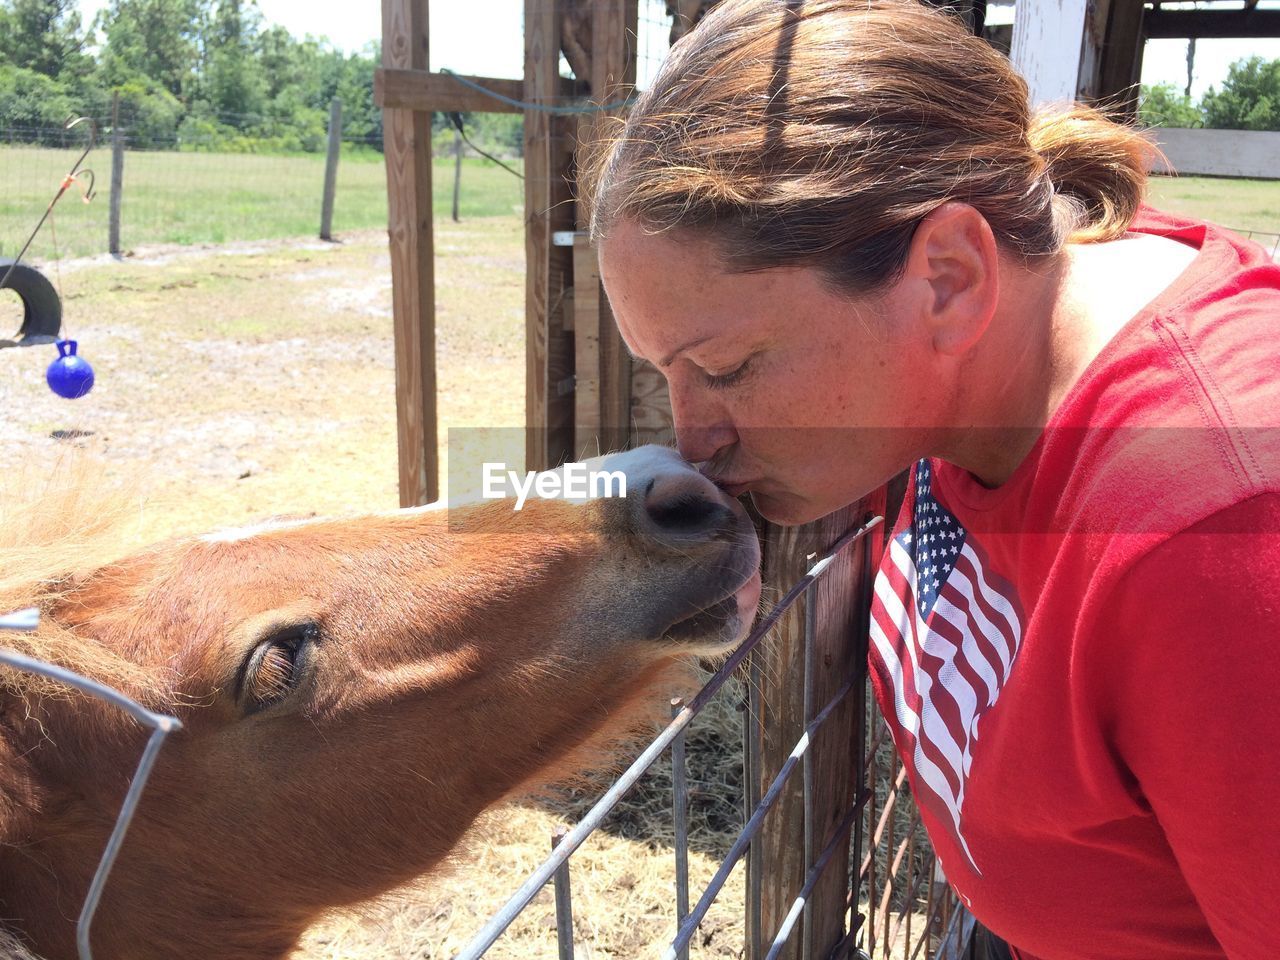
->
[1051,206,1280,523]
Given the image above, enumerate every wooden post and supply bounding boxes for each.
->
[524,0,577,472]
[572,233,601,457]
[1013,0,1146,112]
[589,0,636,457]
[381,0,439,506]
[1093,0,1147,114]
[1010,0,1092,104]
[109,91,124,256]
[745,491,886,960]
[320,97,343,241]
[571,0,637,459]
[452,127,462,223]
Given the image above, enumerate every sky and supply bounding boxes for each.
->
[74,0,1280,99]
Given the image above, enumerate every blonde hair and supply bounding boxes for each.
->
[587,0,1156,293]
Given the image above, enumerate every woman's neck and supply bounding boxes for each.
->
[935,233,1198,489]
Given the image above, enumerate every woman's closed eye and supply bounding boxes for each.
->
[703,355,755,390]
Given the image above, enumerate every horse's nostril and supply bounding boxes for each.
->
[643,473,733,538]
[648,492,729,531]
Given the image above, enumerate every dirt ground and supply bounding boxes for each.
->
[0,222,756,958]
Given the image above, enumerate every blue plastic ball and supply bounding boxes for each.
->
[46,339,94,399]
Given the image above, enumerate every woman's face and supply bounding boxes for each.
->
[600,220,942,526]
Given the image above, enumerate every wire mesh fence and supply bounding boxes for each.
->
[0,112,525,262]
[447,514,970,960]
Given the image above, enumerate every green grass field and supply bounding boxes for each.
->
[0,141,1275,262]
[1147,175,1280,243]
[0,145,524,260]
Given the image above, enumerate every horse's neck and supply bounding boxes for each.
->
[0,704,114,960]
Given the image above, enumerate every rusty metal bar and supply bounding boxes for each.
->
[551,829,575,960]
[864,703,880,958]
[862,717,891,771]
[861,766,909,877]
[671,697,690,960]
[665,679,858,960]
[886,818,926,955]
[764,791,868,960]
[747,649,763,956]
[801,579,817,959]
[455,515,883,960]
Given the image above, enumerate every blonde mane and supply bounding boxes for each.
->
[0,460,163,702]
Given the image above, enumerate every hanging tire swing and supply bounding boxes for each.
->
[0,258,62,347]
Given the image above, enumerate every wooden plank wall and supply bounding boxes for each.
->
[1092,0,1146,113]
[381,0,437,506]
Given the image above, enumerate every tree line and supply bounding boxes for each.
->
[0,0,523,156]
[1140,57,1280,131]
[3,0,1273,155]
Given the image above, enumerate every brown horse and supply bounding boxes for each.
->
[0,446,761,960]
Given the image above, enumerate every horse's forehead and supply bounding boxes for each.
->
[198,515,332,544]
[198,502,450,545]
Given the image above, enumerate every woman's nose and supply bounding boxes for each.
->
[674,422,737,465]
[668,381,738,464]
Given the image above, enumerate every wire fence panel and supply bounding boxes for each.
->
[0,113,524,261]
[0,609,183,960]
[451,515,968,960]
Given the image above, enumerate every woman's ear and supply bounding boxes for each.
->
[902,202,1001,357]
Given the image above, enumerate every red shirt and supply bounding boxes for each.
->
[867,207,1280,960]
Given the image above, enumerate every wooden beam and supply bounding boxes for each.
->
[381,0,438,506]
[375,69,525,114]
[1144,8,1280,39]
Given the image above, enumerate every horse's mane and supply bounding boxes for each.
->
[0,927,40,960]
[0,459,162,701]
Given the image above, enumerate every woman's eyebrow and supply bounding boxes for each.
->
[658,335,715,368]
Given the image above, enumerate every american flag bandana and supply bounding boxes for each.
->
[870,459,1026,874]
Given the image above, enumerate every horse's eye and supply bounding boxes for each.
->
[240,625,315,712]
[250,641,297,705]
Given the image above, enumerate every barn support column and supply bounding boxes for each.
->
[1011,0,1146,113]
[381,0,438,506]
[525,0,578,473]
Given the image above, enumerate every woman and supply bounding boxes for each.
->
[587,1,1280,958]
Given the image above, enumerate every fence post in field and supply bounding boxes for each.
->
[109,91,124,256]
[320,97,343,241]
[451,127,462,222]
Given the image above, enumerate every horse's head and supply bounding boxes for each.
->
[0,446,760,960]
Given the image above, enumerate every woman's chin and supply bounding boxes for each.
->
[748,489,823,527]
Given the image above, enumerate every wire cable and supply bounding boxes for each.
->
[439,67,636,115]
[446,112,523,180]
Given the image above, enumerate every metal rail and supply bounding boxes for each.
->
[454,515,890,960]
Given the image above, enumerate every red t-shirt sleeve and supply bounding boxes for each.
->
[1100,493,1280,958]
